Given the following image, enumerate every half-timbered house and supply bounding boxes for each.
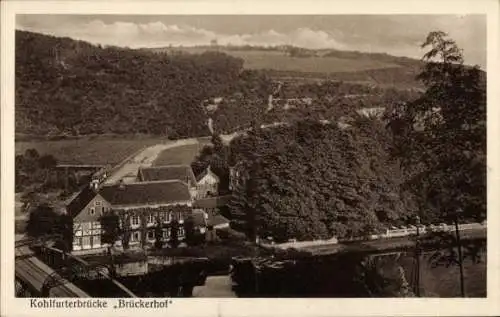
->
[67,179,193,254]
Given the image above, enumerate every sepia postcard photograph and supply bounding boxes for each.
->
[1,0,499,316]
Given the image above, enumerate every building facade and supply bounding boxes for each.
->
[195,166,220,199]
[67,180,193,254]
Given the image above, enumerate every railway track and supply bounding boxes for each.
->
[15,246,89,297]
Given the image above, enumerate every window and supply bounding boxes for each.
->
[163,230,170,239]
[178,227,185,237]
[82,222,92,236]
[89,208,95,215]
[91,222,101,235]
[82,236,91,249]
[95,201,101,206]
[147,230,155,240]
[148,214,155,224]
[131,216,140,226]
[73,237,82,246]
[92,235,101,248]
[131,231,140,242]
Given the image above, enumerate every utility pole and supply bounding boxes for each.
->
[454,208,466,297]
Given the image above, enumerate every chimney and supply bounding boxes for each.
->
[90,179,99,192]
[118,179,126,190]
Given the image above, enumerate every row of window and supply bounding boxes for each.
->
[74,222,101,237]
[73,227,186,250]
[75,215,185,237]
[130,213,184,226]
[89,206,110,216]
[73,234,102,250]
[130,228,185,242]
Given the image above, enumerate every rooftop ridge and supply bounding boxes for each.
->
[140,164,192,170]
[102,179,189,187]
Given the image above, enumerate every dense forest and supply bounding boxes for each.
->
[15,30,271,138]
[227,118,416,241]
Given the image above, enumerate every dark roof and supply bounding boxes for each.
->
[66,185,98,218]
[138,165,196,184]
[195,166,220,182]
[193,195,231,209]
[207,214,230,227]
[191,210,207,227]
[99,180,191,206]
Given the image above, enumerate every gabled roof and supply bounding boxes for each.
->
[192,195,231,209]
[195,166,220,182]
[66,185,98,218]
[138,165,196,185]
[98,180,191,207]
[207,214,230,227]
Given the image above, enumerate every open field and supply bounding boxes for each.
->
[102,138,211,184]
[152,47,402,74]
[16,137,168,165]
[16,135,212,173]
[151,142,207,166]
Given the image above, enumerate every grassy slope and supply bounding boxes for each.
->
[151,143,206,166]
[16,136,166,165]
[152,47,403,74]
[16,136,212,166]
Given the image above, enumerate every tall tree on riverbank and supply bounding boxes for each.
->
[386,31,486,223]
[385,31,486,297]
[228,117,411,242]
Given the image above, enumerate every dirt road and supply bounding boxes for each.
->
[103,139,200,185]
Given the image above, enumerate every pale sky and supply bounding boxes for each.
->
[16,15,486,67]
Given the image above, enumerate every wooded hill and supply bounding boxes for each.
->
[15,30,271,138]
[16,30,426,138]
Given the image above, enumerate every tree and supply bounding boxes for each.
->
[154,219,164,249]
[211,134,225,154]
[26,204,61,239]
[24,148,40,161]
[386,31,486,297]
[183,216,197,246]
[38,154,58,188]
[100,211,121,248]
[53,214,73,253]
[16,30,257,138]
[38,154,57,169]
[386,31,486,223]
[228,118,409,241]
[170,219,180,248]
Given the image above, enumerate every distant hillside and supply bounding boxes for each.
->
[147,45,424,88]
[15,30,271,138]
